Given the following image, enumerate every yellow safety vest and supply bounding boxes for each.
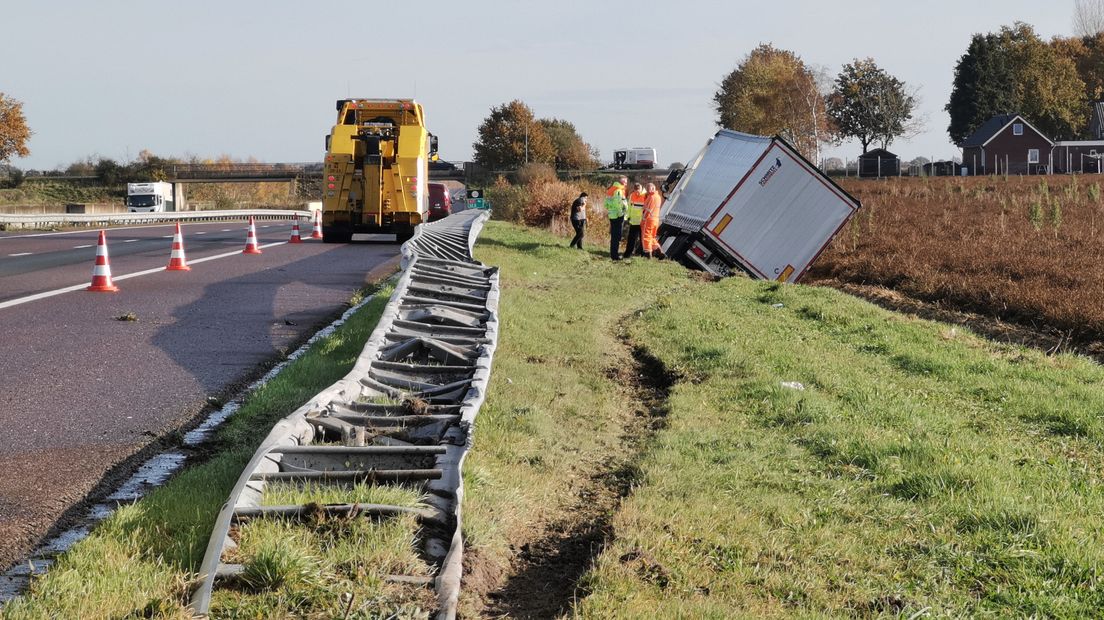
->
[605,182,627,219]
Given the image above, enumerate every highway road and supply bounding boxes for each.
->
[0,220,401,571]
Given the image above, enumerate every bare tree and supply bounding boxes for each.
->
[1074,0,1104,37]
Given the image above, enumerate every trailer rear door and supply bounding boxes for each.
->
[702,140,859,283]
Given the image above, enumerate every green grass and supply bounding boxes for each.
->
[0,179,120,207]
[1,283,396,620]
[576,278,1104,618]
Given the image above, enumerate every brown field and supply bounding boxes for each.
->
[808,175,1104,342]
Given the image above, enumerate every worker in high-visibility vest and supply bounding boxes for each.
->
[605,176,629,260]
[625,183,647,257]
[641,182,664,258]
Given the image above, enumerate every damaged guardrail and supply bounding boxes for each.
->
[0,209,311,228]
[189,208,498,619]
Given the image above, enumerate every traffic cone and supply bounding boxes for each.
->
[87,230,119,292]
[243,217,263,255]
[288,219,303,244]
[310,210,323,240]
[166,222,191,271]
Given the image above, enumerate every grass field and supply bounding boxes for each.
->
[5,220,1104,618]
[813,175,1104,342]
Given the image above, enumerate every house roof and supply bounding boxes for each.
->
[859,148,897,159]
[959,113,1053,148]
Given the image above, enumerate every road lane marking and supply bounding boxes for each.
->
[7,252,32,257]
[123,239,138,243]
[73,244,93,249]
[221,229,231,232]
[195,231,207,234]
[0,223,180,240]
[162,235,173,238]
[0,241,289,311]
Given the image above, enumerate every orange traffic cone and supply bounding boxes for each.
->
[243,217,262,255]
[289,219,303,244]
[87,230,119,292]
[310,210,323,240]
[166,222,191,271]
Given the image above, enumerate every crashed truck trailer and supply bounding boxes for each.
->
[658,130,861,283]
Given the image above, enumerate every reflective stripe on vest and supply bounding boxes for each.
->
[627,191,647,224]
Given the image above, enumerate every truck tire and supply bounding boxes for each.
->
[322,225,352,243]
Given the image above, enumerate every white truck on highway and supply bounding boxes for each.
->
[658,130,860,283]
[126,182,174,213]
[612,147,657,170]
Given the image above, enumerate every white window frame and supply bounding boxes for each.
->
[1028,149,1040,164]
[1013,123,1024,136]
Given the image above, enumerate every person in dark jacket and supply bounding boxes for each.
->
[569,192,587,249]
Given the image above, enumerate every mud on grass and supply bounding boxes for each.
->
[455,222,694,616]
[482,339,678,619]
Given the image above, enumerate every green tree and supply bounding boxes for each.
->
[0,93,31,173]
[473,100,555,170]
[713,44,831,159]
[1052,32,1104,136]
[946,33,1019,144]
[828,58,917,153]
[538,118,599,170]
[947,23,1085,143]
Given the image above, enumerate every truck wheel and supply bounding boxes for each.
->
[322,226,352,243]
[395,225,417,242]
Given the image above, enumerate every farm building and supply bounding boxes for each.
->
[922,160,959,177]
[959,113,1053,175]
[858,149,900,178]
[1090,102,1104,140]
[1052,141,1104,174]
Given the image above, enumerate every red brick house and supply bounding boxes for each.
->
[960,114,1053,175]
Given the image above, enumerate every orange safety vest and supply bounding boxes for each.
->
[642,191,663,222]
[627,191,647,225]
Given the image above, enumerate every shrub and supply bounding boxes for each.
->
[487,176,528,223]
[522,179,579,227]
[516,162,556,186]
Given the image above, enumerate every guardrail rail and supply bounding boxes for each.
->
[189,208,499,619]
[0,209,312,229]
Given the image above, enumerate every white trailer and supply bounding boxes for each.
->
[612,147,657,170]
[659,130,860,283]
[126,181,175,213]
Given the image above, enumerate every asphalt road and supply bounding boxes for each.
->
[0,220,400,570]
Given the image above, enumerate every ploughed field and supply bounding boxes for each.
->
[809,176,1104,342]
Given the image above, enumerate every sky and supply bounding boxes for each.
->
[0,1,1079,171]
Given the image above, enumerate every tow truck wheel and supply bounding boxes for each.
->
[322,226,352,243]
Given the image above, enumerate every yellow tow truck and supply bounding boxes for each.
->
[322,98,438,241]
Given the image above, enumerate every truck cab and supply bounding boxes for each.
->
[127,182,174,213]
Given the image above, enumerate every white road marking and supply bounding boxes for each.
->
[162,235,173,238]
[0,223,180,240]
[7,252,32,257]
[221,229,231,232]
[195,231,207,235]
[0,241,289,311]
[123,239,138,243]
[73,244,93,249]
